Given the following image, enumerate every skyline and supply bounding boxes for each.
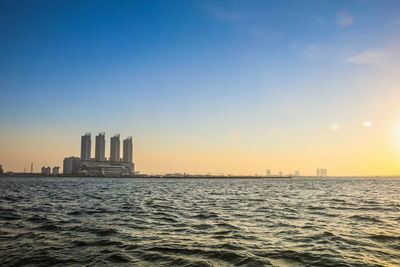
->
[1,1,400,175]
[0,129,393,177]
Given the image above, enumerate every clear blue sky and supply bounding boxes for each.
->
[1,0,400,175]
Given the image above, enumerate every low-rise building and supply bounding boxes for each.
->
[316,168,328,177]
[41,166,51,175]
[63,157,81,175]
[52,166,60,175]
[79,160,134,177]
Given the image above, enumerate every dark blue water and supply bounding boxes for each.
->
[0,177,399,266]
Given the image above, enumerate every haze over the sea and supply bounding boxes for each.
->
[1,0,400,176]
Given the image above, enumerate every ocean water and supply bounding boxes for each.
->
[0,177,399,266]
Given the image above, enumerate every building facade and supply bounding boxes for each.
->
[123,137,133,163]
[80,160,134,176]
[81,132,91,161]
[41,166,51,175]
[316,168,327,177]
[95,132,106,161]
[52,166,60,175]
[63,157,81,175]
[110,134,120,162]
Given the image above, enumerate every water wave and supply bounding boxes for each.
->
[0,177,399,266]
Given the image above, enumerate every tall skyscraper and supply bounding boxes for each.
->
[123,137,133,163]
[95,132,106,161]
[266,169,271,176]
[110,134,120,162]
[81,132,91,161]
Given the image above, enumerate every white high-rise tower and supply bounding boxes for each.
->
[95,132,106,161]
[110,134,120,162]
[123,137,133,163]
[80,132,91,161]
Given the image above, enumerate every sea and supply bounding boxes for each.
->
[0,177,399,266]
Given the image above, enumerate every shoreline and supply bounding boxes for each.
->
[2,174,400,179]
[0,173,293,179]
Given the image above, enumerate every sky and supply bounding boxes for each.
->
[1,0,400,176]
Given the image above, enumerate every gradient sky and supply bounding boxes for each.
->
[1,0,400,175]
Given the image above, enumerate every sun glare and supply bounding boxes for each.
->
[363,121,372,127]
[330,123,340,131]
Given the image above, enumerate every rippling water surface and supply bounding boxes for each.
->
[0,177,399,266]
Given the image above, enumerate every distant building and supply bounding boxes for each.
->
[279,171,283,176]
[41,166,51,175]
[0,164,3,175]
[81,132,91,161]
[63,157,81,175]
[110,134,120,162]
[63,132,135,177]
[164,173,184,177]
[80,160,134,176]
[123,137,133,163]
[266,169,271,176]
[294,170,300,177]
[316,168,327,177]
[52,166,60,175]
[95,132,106,161]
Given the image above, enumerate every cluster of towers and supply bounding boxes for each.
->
[81,132,133,163]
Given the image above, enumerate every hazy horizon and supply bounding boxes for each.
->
[1,0,400,176]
